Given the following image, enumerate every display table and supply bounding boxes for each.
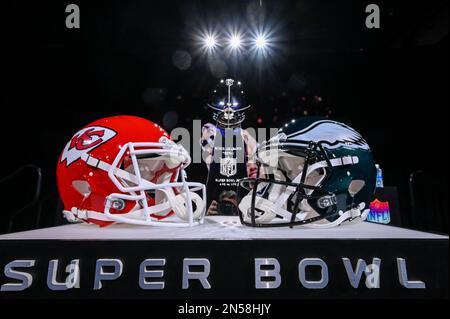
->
[0,217,448,299]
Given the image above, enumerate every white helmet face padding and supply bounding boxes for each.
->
[239,150,342,227]
[111,145,206,226]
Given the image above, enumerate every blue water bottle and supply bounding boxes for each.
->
[375,164,384,188]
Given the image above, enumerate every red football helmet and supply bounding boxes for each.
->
[56,115,206,227]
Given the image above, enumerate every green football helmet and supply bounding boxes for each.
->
[238,117,377,228]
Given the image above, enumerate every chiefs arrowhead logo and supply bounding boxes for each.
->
[69,127,105,150]
[61,126,117,166]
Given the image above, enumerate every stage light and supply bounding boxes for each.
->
[229,34,242,49]
[255,35,267,49]
[247,23,282,62]
[204,35,217,49]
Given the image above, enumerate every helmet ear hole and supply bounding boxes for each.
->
[348,180,366,197]
[72,180,91,197]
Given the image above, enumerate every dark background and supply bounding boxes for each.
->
[1,0,448,233]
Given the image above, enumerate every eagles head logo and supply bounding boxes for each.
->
[61,126,117,166]
[287,120,370,150]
